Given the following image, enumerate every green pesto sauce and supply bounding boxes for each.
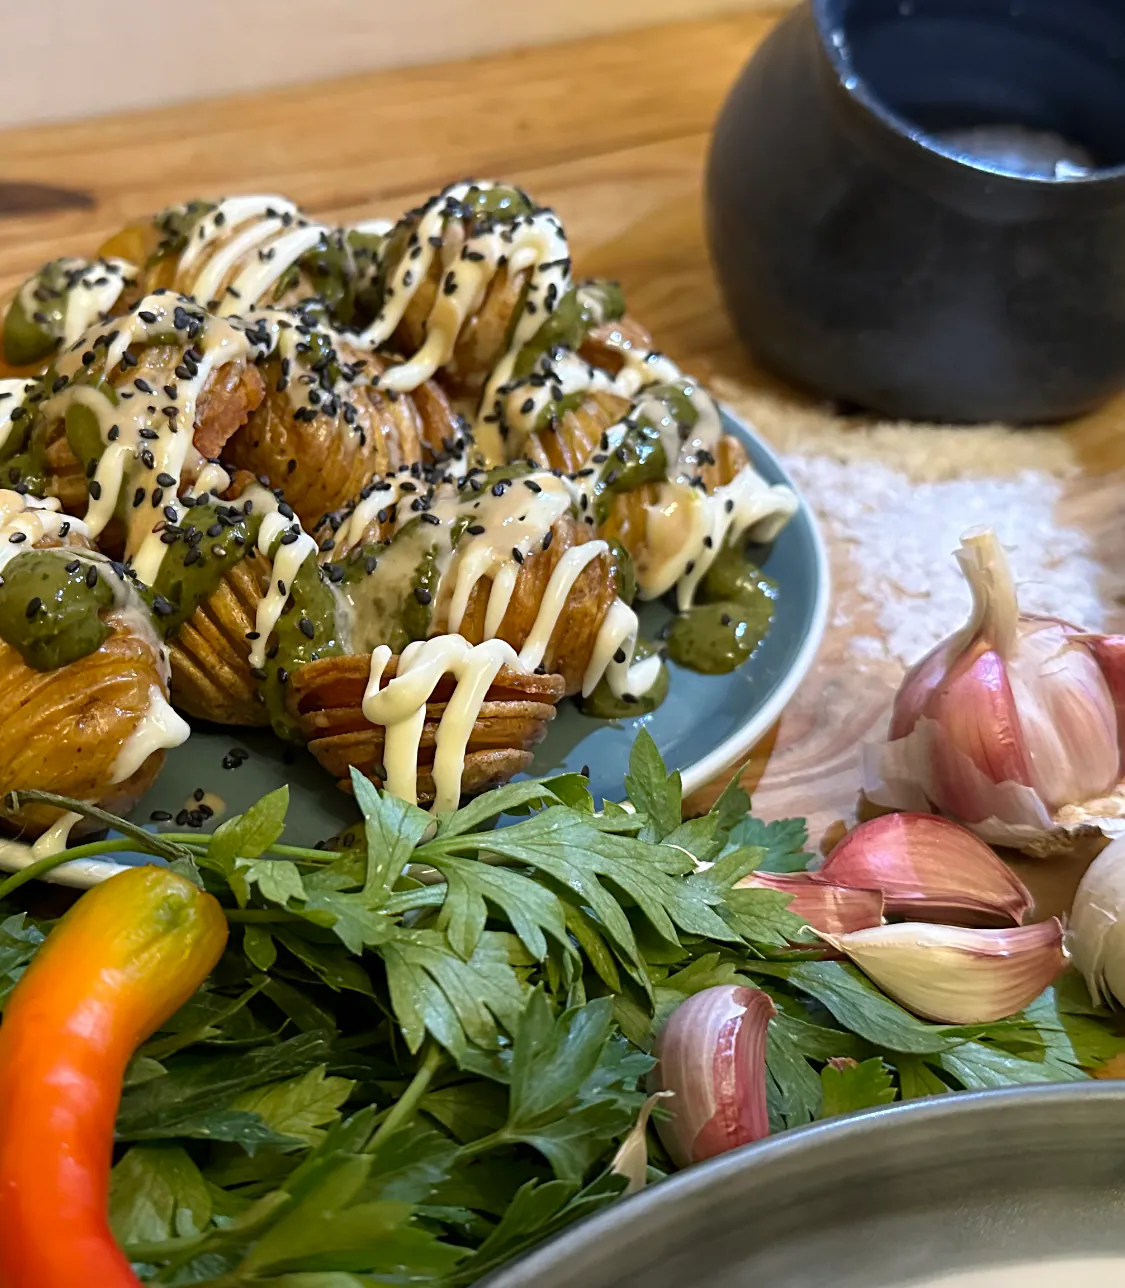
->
[297,232,354,320]
[512,280,625,382]
[666,594,776,675]
[698,541,776,608]
[607,539,636,606]
[0,382,49,495]
[151,199,217,266]
[3,259,84,366]
[152,502,263,638]
[592,422,667,526]
[0,549,112,670]
[261,553,343,742]
[530,390,586,435]
[335,518,443,656]
[344,229,386,329]
[462,185,534,223]
[579,639,668,719]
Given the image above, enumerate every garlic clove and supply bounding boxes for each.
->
[923,642,1034,819]
[1006,618,1119,810]
[610,1091,673,1194]
[817,813,1032,928]
[890,635,960,741]
[1066,834,1125,1008]
[1084,635,1125,745]
[823,919,1065,1025]
[650,985,775,1167]
[736,870,884,936]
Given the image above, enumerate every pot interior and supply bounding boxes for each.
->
[816,0,1125,176]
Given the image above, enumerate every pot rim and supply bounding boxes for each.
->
[809,0,1125,189]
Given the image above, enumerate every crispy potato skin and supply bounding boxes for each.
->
[220,346,461,528]
[396,260,527,398]
[0,611,171,837]
[167,555,269,727]
[289,656,564,802]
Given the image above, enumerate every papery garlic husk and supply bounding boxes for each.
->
[865,527,1125,857]
[736,871,884,937]
[1067,834,1125,1008]
[610,1091,673,1194]
[817,813,1032,927]
[823,919,1065,1025]
[650,985,775,1167]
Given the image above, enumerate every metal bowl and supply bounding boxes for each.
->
[485,1084,1125,1287]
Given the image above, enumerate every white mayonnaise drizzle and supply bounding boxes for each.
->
[17,257,136,350]
[363,635,520,813]
[172,195,332,314]
[0,490,85,570]
[352,181,571,457]
[0,378,41,455]
[248,500,319,671]
[111,685,190,782]
[43,292,260,582]
[0,811,87,887]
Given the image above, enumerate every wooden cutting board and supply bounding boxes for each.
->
[1,8,1120,915]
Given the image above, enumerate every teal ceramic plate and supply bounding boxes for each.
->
[23,409,828,886]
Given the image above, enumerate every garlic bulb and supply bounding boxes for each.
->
[817,813,1032,927]
[1067,835,1125,1007]
[865,528,1125,856]
[650,985,774,1167]
[824,919,1065,1024]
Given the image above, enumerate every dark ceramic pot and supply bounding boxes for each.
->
[706,0,1125,423]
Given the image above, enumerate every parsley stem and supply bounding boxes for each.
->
[367,1041,444,1156]
[0,838,146,900]
[156,834,342,863]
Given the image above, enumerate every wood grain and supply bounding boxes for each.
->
[1,6,1120,886]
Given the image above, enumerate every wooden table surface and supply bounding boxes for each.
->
[2,8,1122,904]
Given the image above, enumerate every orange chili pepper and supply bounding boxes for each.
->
[0,865,228,1288]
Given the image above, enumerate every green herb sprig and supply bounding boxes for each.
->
[1,731,1120,1285]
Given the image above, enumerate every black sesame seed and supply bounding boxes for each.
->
[414,586,432,605]
[512,547,524,564]
[183,547,202,566]
[720,613,732,627]
[88,480,102,500]
[150,810,173,822]
[25,596,41,617]
[614,647,626,664]
[86,565,99,589]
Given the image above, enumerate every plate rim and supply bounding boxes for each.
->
[679,409,830,795]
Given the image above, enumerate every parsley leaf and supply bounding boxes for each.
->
[624,729,682,838]
[818,1057,897,1118]
[110,1145,212,1244]
[725,816,813,873]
